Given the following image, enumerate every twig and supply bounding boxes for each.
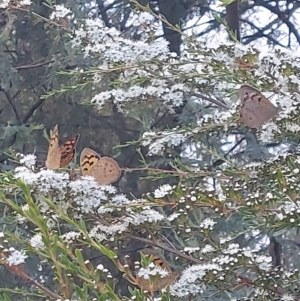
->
[190,92,229,110]
[0,254,61,300]
[212,136,245,168]
[1,89,22,125]
[121,166,238,179]
[23,98,45,123]
[125,234,202,264]
[14,60,54,70]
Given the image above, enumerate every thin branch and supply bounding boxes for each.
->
[252,0,300,45]
[23,98,45,123]
[125,234,203,264]
[1,254,61,300]
[14,60,54,70]
[121,166,244,179]
[96,0,113,27]
[190,92,229,110]
[242,18,287,48]
[1,89,22,125]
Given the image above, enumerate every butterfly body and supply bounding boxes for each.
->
[80,148,121,185]
[69,167,81,181]
[238,85,280,129]
[45,125,80,169]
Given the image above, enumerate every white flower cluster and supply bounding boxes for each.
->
[49,5,72,20]
[154,184,173,198]
[0,0,31,8]
[30,233,45,250]
[15,166,69,201]
[72,17,170,64]
[142,130,188,156]
[1,248,28,266]
[137,262,170,279]
[70,23,300,154]
[170,263,221,297]
[89,204,165,242]
[12,154,166,245]
[170,243,273,297]
[199,218,216,231]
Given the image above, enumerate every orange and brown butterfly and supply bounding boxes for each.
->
[135,249,179,293]
[238,85,280,129]
[45,124,80,170]
[80,147,121,185]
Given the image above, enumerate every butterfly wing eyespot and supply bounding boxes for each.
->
[45,124,61,169]
[238,85,280,129]
[60,134,80,167]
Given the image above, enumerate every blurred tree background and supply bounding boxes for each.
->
[1,0,300,299]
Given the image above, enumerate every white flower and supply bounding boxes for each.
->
[178,64,195,73]
[14,168,69,194]
[167,212,181,221]
[255,255,272,271]
[61,231,82,243]
[91,221,129,237]
[6,250,28,266]
[200,218,216,230]
[137,264,170,279]
[183,247,200,254]
[170,263,221,297]
[154,184,173,198]
[111,194,130,205]
[126,209,164,225]
[20,0,31,5]
[0,0,10,8]
[91,91,112,108]
[30,233,45,250]
[137,12,154,24]
[202,245,215,254]
[50,5,71,20]
[223,243,240,255]
[281,294,295,301]
[148,133,187,156]
[19,154,36,168]
[219,236,232,244]
[69,176,109,213]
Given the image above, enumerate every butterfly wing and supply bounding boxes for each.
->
[93,157,121,185]
[80,147,101,176]
[80,148,121,184]
[45,124,61,169]
[60,134,80,167]
[239,85,280,129]
[136,250,178,292]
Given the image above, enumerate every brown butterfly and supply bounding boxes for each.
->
[45,125,80,169]
[238,85,280,129]
[80,148,121,185]
[136,249,178,293]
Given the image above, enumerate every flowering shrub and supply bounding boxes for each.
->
[1,1,300,301]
